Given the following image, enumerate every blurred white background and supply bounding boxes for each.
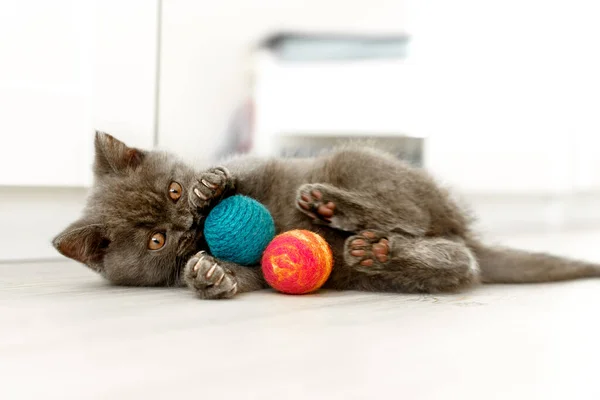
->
[1,0,599,260]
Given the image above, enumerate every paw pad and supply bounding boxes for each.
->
[297,189,336,221]
[345,231,390,267]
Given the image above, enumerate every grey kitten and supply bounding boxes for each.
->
[53,132,600,299]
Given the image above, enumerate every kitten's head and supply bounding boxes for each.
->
[52,132,205,286]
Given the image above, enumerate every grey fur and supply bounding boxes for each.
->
[53,132,600,299]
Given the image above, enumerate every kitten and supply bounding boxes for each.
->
[52,132,600,299]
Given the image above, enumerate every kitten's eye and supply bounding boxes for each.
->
[168,181,183,201]
[148,232,166,250]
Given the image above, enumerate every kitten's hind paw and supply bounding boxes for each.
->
[344,230,390,271]
[296,184,336,223]
[184,251,238,299]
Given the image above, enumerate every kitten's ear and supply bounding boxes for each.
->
[94,131,146,177]
[52,219,109,266]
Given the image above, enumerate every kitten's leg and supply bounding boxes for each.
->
[296,183,427,235]
[183,251,266,299]
[343,230,479,293]
[190,166,236,210]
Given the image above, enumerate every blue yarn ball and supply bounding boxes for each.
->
[204,195,276,265]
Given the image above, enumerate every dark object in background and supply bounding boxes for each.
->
[259,32,410,62]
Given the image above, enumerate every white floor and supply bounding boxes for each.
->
[1,229,599,400]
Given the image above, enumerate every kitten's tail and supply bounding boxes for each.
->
[470,242,600,283]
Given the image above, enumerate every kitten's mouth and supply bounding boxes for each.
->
[177,222,206,255]
[193,227,206,250]
[190,217,208,252]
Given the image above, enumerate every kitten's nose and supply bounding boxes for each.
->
[181,215,194,231]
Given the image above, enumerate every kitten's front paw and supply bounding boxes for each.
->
[190,166,233,210]
[296,183,356,231]
[184,251,238,299]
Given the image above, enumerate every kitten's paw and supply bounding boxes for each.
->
[296,184,337,223]
[344,230,390,271]
[190,166,233,210]
[184,251,238,299]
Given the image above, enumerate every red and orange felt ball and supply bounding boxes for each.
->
[261,230,333,295]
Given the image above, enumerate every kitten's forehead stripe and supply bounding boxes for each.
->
[93,172,172,227]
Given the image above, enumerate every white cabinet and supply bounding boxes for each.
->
[0,0,159,187]
[91,0,159,152]
[0,1,94,187]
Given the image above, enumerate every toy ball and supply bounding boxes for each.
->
[261,230,333,294]
[204,195,275,265]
